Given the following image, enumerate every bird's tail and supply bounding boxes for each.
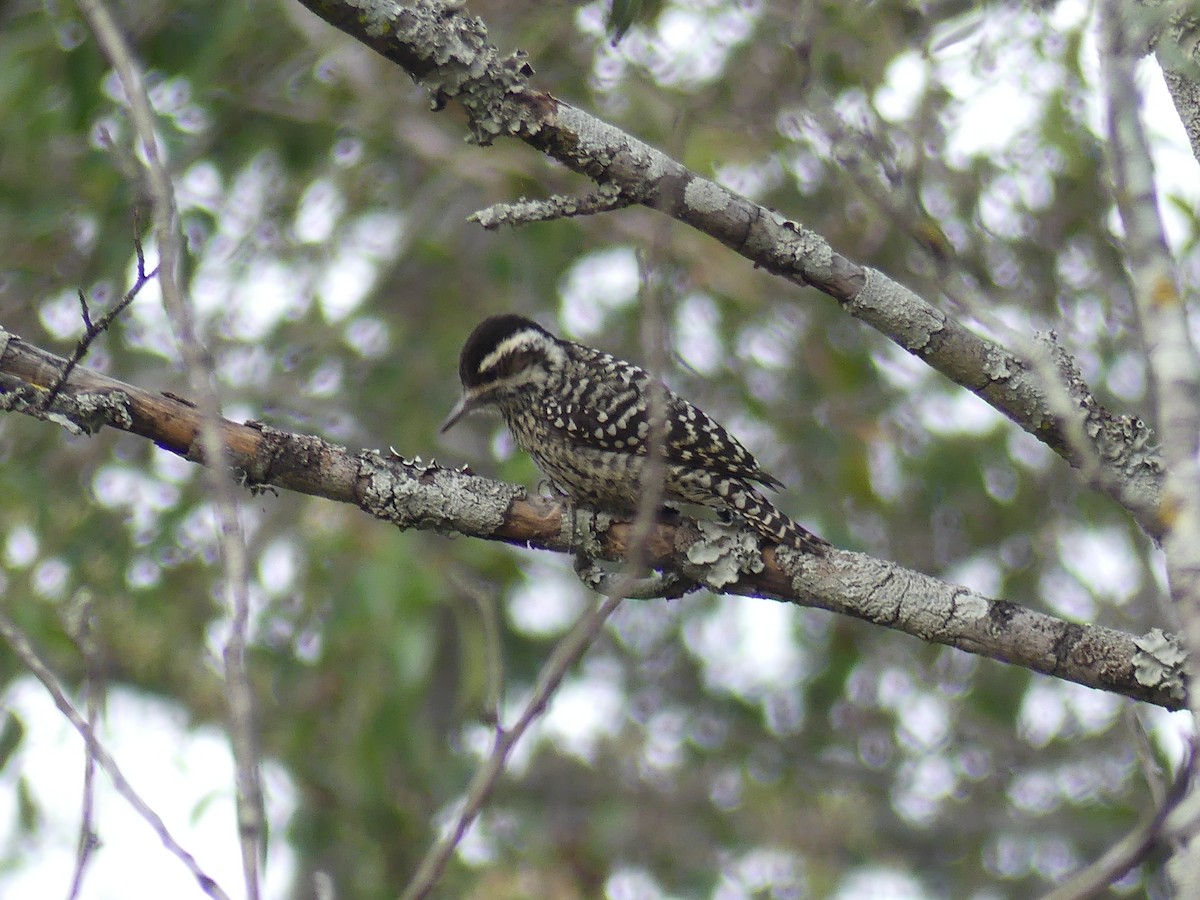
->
[737,487,829,555]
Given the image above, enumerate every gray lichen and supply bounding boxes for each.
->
[1132,627,1188,700]
[0,377,131,437]
[682,178,731,215]
[357,450,522,535]
[378,0,539,145]
[685,520,765,589]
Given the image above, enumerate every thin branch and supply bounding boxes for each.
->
[1039,743,1193,900]
[0,610,231,900]
[399,593,623,900]
[41,232,157,410]
[470,182,635,228]
[1128,706,1170,810]
[446,570,506,725]
[73,1,264,893]
[64,590,104,900]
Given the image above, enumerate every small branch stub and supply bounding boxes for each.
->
[471,182,633,229]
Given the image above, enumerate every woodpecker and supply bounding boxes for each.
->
[441,314,827,554]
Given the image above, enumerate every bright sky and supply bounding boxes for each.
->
[4,1,1199,898]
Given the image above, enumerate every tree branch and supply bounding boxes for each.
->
[0,324,1184,710]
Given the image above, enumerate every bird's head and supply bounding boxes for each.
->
[440,314,566,433]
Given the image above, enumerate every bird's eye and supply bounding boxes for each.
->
[498,350,533,378]
[477,350,531,383]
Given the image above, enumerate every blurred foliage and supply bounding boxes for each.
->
[0,0,1183,897]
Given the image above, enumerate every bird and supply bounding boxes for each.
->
[440,314,828,554]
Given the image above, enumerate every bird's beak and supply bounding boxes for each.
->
[440,393,476,433]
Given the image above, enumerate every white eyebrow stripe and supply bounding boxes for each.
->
[478,330,545,373]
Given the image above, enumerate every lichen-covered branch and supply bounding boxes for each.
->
[1145,0,1200,165]
[0,324,1183,710]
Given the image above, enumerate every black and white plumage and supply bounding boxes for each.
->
[441,314,827,554]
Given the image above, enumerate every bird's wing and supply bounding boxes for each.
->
[538,347,783,489]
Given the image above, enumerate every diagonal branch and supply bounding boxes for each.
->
[74,1,264,892]
[0,324,1184,710]
[0,610,231,900]
[400,594,623,900]
[292,0,1164,539]
[1040,741,1193,900]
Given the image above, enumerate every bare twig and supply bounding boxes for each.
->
[447,569,506,725]
[1127,706,1169,810]
[73,1,263,894]
[1039,743,1193,900]
[41,234,157,410]
[0,610,231,900]
[63,590,104,900]
[399,593,623,900]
